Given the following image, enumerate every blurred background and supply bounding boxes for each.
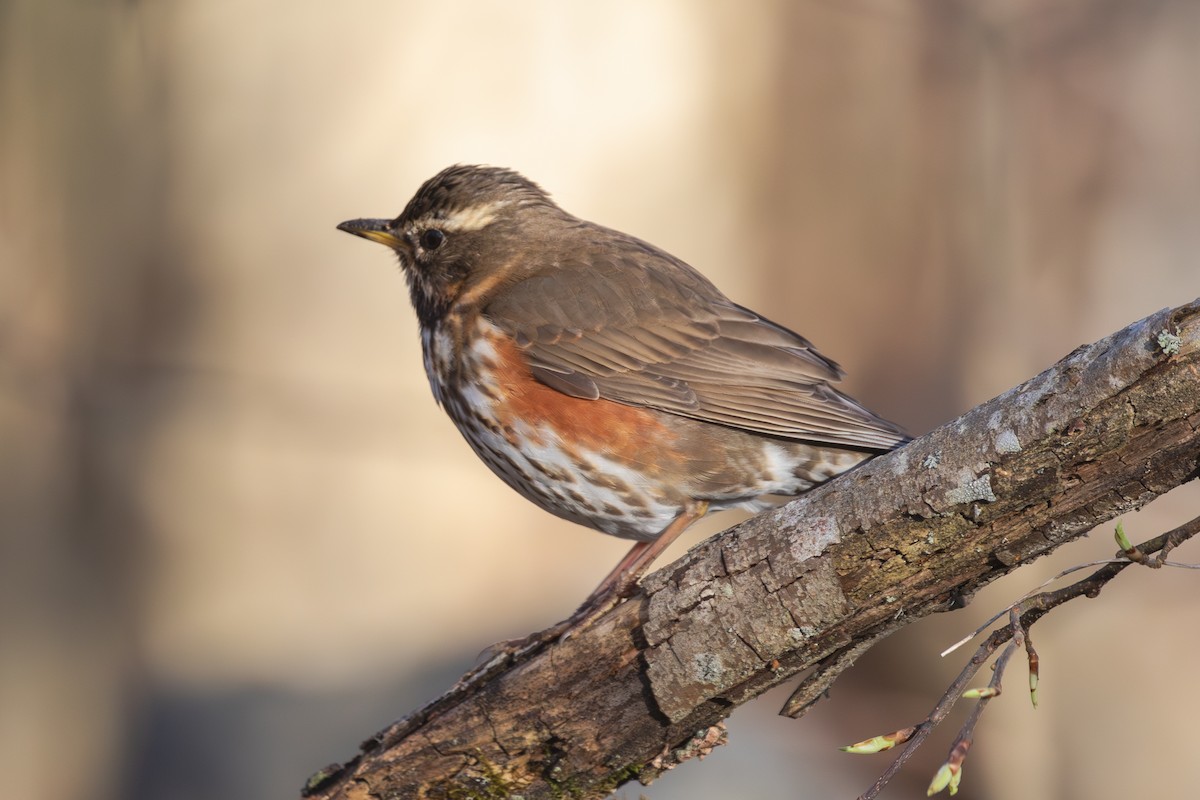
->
[3,1,1199,798]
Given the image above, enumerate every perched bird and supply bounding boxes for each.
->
[338,165,908,640]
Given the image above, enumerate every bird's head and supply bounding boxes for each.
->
[338,165,571,325]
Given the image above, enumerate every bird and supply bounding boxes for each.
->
[338,165,909,643]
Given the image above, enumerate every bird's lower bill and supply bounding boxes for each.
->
[337,218,403,248]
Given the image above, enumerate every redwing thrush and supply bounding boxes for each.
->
[338,165,908,638]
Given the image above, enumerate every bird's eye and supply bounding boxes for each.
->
[420,229,445,251]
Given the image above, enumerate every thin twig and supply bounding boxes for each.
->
[857,514,1200,800]
[942,514,1200,657]
[856,631,1003,799]
[928,639,1019,795]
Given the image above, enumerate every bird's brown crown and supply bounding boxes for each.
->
[397,165,557,233]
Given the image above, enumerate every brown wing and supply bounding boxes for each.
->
[484,235,908,451]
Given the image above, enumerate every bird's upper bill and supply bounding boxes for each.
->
[336,218,403,249]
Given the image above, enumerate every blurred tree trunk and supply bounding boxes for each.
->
[0,4,170,799]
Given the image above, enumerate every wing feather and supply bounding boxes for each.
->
[484,239,907,450]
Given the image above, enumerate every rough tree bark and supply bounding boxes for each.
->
[303,299,1200,800]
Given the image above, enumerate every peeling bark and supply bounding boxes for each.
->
[303,300,1200,800]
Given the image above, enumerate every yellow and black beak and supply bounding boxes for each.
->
[336,218,404,248]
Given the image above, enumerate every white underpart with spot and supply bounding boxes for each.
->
[422,319,683,540]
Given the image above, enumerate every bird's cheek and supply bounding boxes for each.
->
[407,263,463,306]
[435,261,471,295]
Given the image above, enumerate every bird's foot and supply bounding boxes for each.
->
[470,582,633,670]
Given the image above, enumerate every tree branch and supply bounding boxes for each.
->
[302,299,1200,800]
[853,515,1200,798]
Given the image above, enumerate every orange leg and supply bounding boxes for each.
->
[476,501,709,662]
[569,499,710,625]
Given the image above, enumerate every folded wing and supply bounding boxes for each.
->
[485,240,908,451]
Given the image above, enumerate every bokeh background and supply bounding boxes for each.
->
[3,2,1199,799]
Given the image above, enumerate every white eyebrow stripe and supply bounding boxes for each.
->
[414,200,509,233]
